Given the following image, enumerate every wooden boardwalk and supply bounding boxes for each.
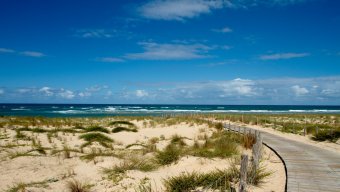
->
[224,124,340,192]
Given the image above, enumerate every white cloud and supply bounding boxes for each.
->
[260,52,310,60]
[0,48,15,53]
[212,27,232,33]
[97,57,125,63]
[59,89,75,99]
[17,88,33,94]
[291,85,309,96]
[229,0,307,8]
[125,42,212,60]
[221,45,232,50]
[75,29,116,38]
[223,78,257,96]
[136,90,149,97]
[85,85,108,92]
[138,0,307,21]
[21,51,45,57]
[116,76,340,104]
[79,92,91,97]
[39,87,54,96]
[139,0,226,21]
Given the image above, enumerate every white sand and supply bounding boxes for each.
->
[0,120,286,192]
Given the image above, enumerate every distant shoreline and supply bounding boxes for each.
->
[1,104,340,117]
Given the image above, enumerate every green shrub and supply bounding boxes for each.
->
[312,130,340,142]
[214,122,224,130]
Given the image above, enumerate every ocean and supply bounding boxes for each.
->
[0,104,340,117]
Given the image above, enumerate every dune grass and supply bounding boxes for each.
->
[190,131,240,158]
[170,134,187,146]
[102,155,158,183]
[17,127,80,134]
[80,148,117,161]
[109,121,136,128]
[15,129,30,140]
[8,150,41,159]
[312,130,340,142]
[66,179,93,192]
[156,144,181,165]
[163,169,238,192]
[6,180,50,192]
[84,126,109,133]
[79,133,113,148]
[242,133,256,149]
[51,145,81,158]
[112,126,137,133]
[163,159,271,192]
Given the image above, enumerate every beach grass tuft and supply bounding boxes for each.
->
[163,169,237,192]
[312,130,340,142]
[79,133,113,148]
[66,179,92,192]
[170,134,187,146]
[84,126,109,133]
[242,133,256,149]
[190,131,239,158]
[156,144,181,165]
[109,121,137,128]
[112,127,137,133]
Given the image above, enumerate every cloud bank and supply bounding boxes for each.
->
[260,52,310,60]
[138,0,309,21]
[125,42,213,60]
[1,76,339,105]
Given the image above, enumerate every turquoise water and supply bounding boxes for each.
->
[1,104,340,117]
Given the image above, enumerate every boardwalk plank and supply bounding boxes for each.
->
[224,124,340,192]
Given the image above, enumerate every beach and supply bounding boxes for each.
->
[0,116,286,191]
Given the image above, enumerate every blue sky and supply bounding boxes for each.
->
[0,0,339,104]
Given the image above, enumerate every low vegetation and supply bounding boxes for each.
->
[190,131,240,158]
[215,114,340,143]
[109,121,137,128]
[6,179,52,192]
[79,133,113,148]
[102,155,158,183]
[112,126,137,133]
[312,130,340,142]
[66,179,93,192]
[84,126,109,133]
[0,115,279,191]
[156,144,181,165]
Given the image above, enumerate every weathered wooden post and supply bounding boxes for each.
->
[251,133,263,183]
[315,126,319,135]
[239,154,248,192]
[303,127,307,136]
